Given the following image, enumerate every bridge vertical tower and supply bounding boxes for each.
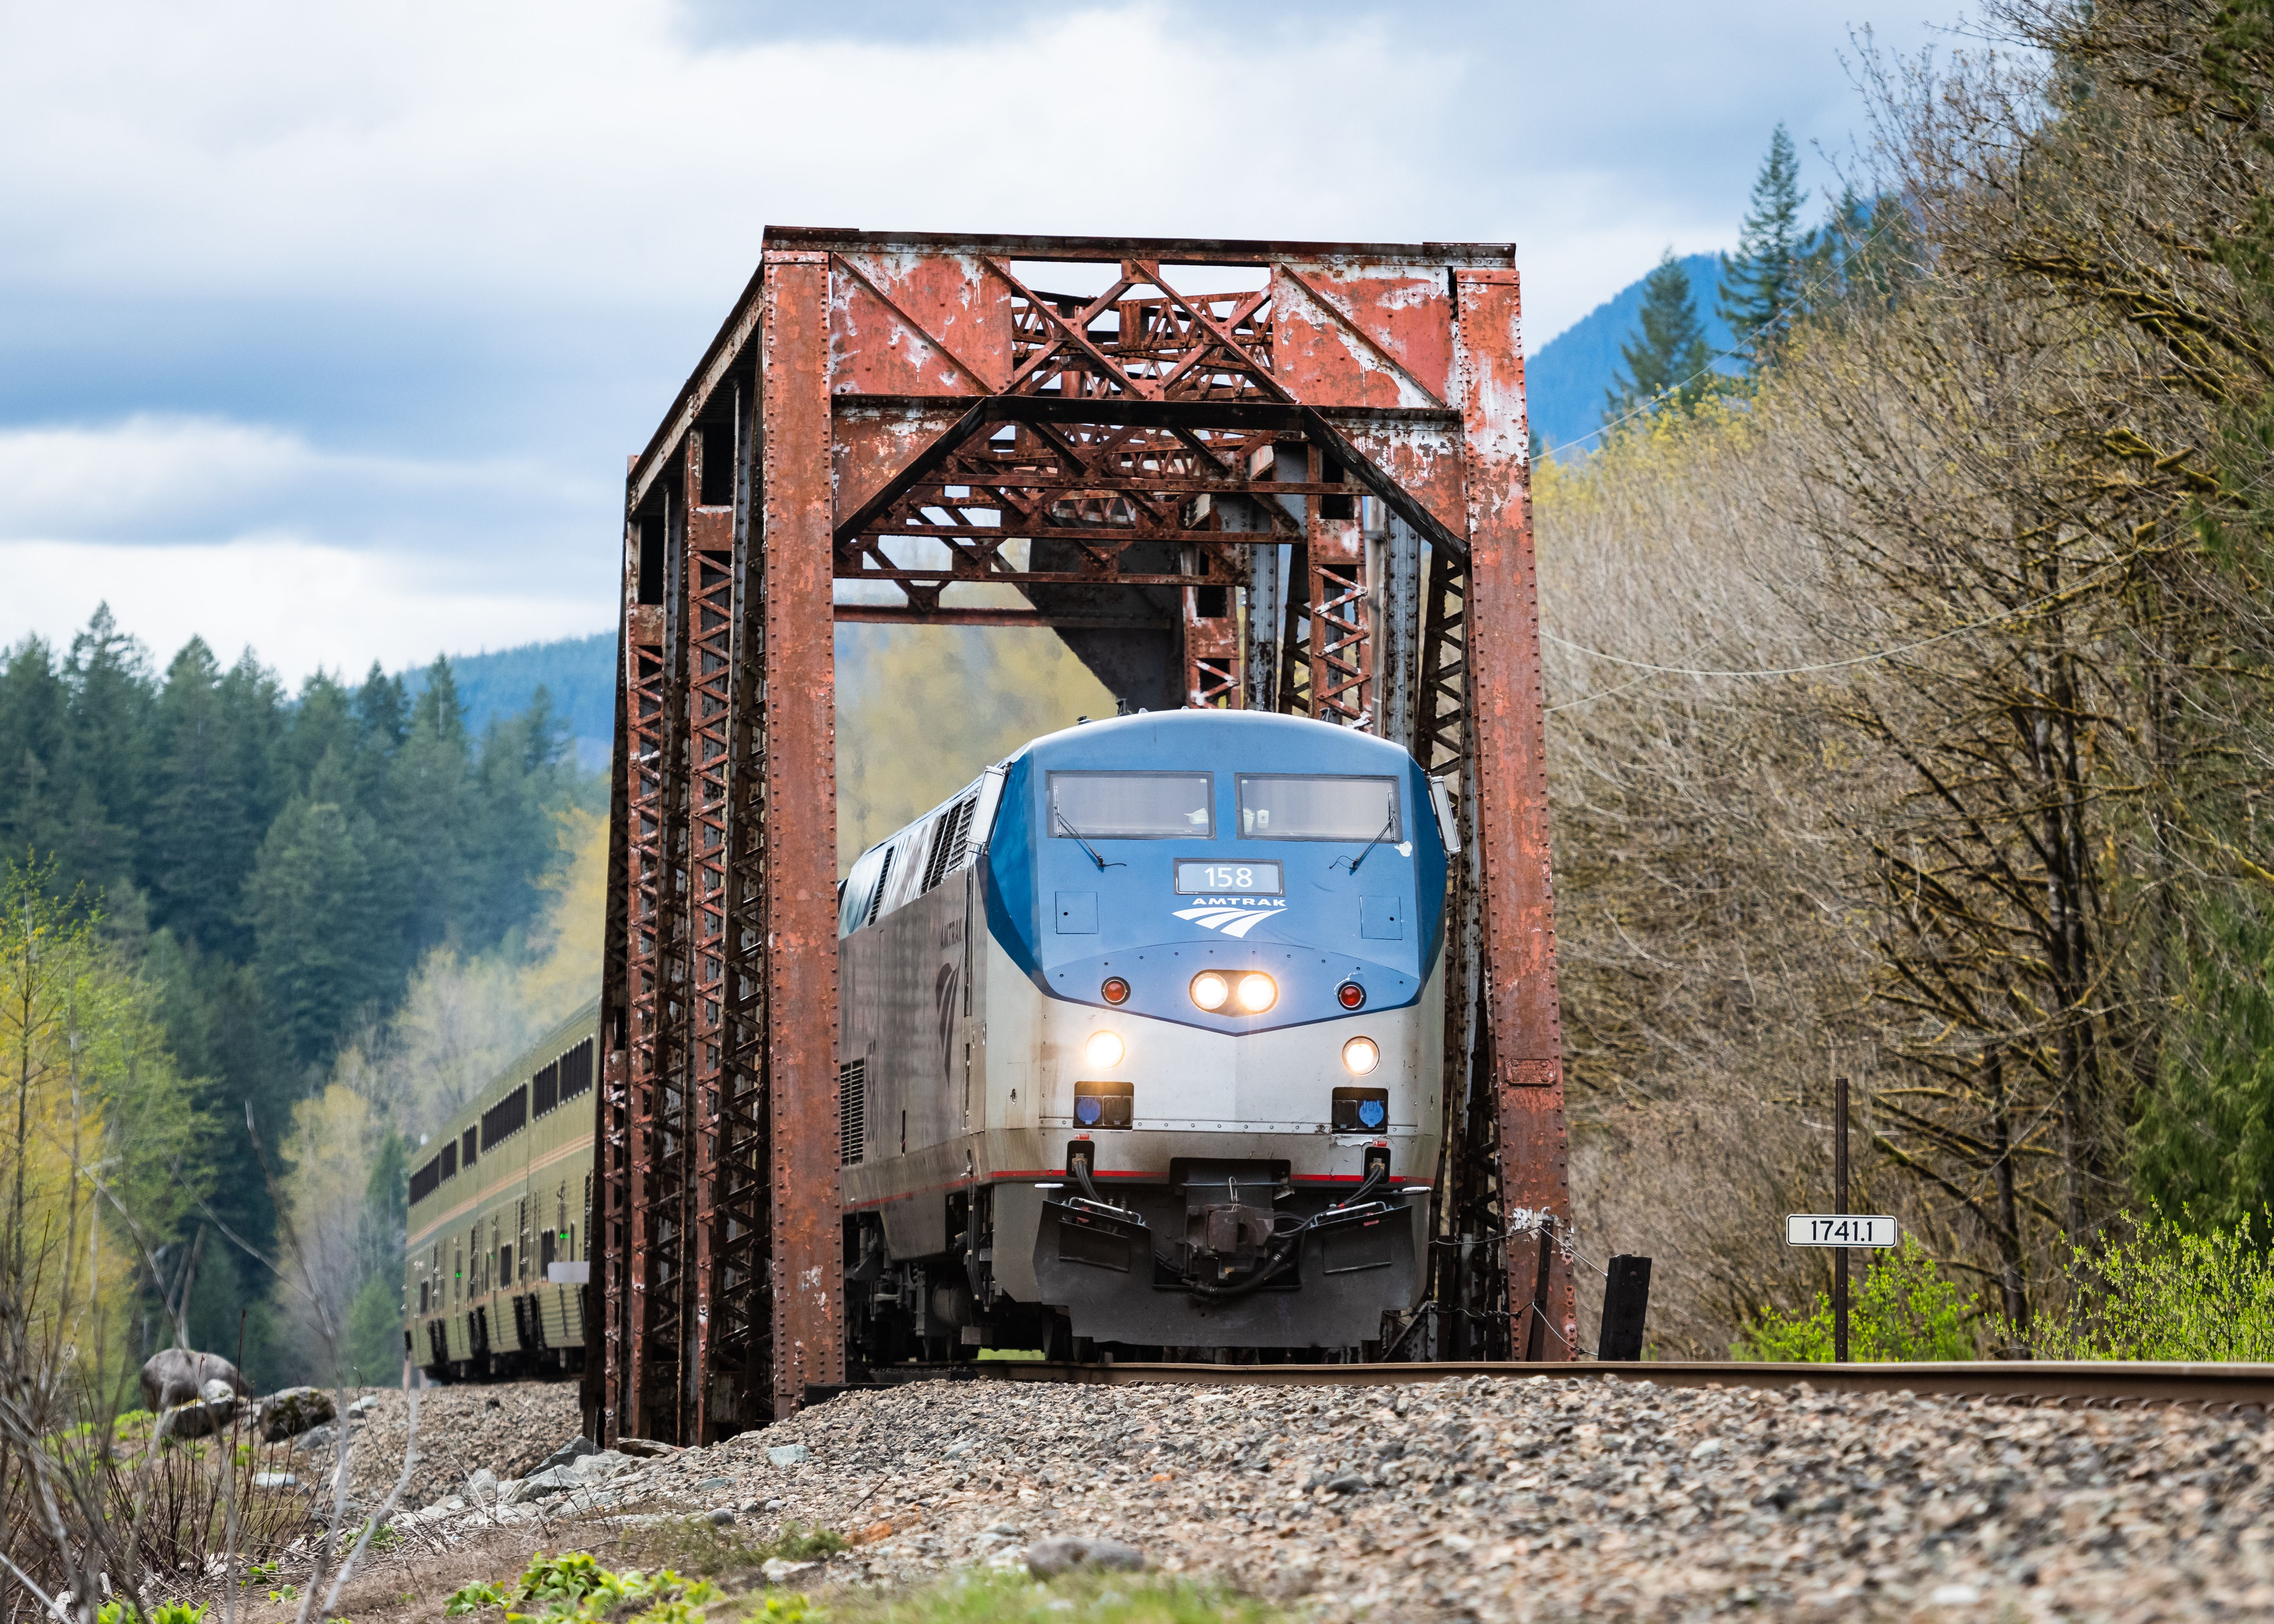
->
[586,231,1573,1442]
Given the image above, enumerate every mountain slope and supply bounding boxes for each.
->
[1526,251,1736,455]
[405,632,616,768]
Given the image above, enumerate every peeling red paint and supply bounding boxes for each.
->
[595,232,1574,1437]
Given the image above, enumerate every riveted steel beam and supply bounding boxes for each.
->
[760,253,846,1416]
[1453,267,1573,1361]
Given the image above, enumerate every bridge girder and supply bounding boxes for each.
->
[587,230,1572,1444]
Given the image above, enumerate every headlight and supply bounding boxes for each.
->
[1189,971,1230,1011]
[1341,1036,1380,1075]
[1085,1030,1125,1069]
[1236,973,1277,1013]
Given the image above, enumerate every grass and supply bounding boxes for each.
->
[831,1571,1280,1624]
[433,1545,1279,1624]
[608,1519,851,1580]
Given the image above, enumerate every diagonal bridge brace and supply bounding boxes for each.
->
[831,395,1468,567]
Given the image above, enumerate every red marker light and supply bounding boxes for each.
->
[1101,977,1130,1005]
[1337,981,1367,1010]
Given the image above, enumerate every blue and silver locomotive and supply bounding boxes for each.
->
[838,708,1454,1360]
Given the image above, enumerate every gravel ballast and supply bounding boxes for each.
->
[371,1373,2274,1620]
[321,1381,583,1514]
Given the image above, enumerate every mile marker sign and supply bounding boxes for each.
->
[1786,1214,1897,1248]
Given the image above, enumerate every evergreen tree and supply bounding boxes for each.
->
[2132,909,2274,1239]
[387,657,474,955]
[147,640,254,952]
[143,925,294,1300]
[0,607,590,1383]
[1719,124,1809,354]
[244,794,383,1066]
[285,671,359,798]
[466,686,573,943]
[0,638,72,871]
[217,650,291,852]
[66,606,153,887]
[352,662,408,811]
[1806,186,1916,316]
[1605,250,1716,422]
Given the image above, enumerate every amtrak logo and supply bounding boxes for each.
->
[1174,898,1286,939]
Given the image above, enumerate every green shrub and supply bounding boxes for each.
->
[767,1525,850,1563]
[445,1582,508,1616]
[1734,1235,1980,1361]
[2033,1210,2274,1360]
[447,1552,722,1622]
[95,1604,208,1624]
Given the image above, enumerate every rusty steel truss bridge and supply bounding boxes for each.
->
[584,229,1572,1446]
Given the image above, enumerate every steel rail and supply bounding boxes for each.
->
[828,1360,2274,1409]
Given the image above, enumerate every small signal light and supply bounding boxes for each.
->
[1101,976,1130,1005]
[1337,981,1366,1010]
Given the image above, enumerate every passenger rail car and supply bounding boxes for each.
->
[840,710,1452,1362]
[404,1000,601,1380]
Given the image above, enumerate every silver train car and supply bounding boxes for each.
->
[404,1001,600,1381]
[838,709,1452,1362]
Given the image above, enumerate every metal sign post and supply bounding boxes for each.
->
[1784,1077,1903,1362]
[1835,1076,1848,1363]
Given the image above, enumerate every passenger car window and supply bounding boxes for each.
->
[1237,775,1401,841]
[1048,772,1214,839]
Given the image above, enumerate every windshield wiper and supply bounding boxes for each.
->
[1054,809,1125,871]
[1334,810,1399,875]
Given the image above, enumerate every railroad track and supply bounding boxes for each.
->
[827,1358,2274,1409]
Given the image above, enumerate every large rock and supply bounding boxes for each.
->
[504,1465,579,1504]
[162,1378,241,1440]
[255,1386,336,1442]
[139,1349,245,1413]
[536,1435,598,1474]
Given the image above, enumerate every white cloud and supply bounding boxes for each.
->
[0,0,1950,668]
[0,414,595,545]
[1,536,612,683]
[0,1,1926,341]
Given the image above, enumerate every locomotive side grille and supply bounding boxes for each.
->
[864,849,895,927]
[921,793,978,895]
[839,1058,866,1166]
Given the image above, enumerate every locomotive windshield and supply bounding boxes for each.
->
[1048,772,1214,839]
[1237,774,1401,841]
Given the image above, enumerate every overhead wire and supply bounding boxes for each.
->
[1542,558,2130,710]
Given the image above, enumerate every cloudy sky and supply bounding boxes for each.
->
[0,0,1945,682]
